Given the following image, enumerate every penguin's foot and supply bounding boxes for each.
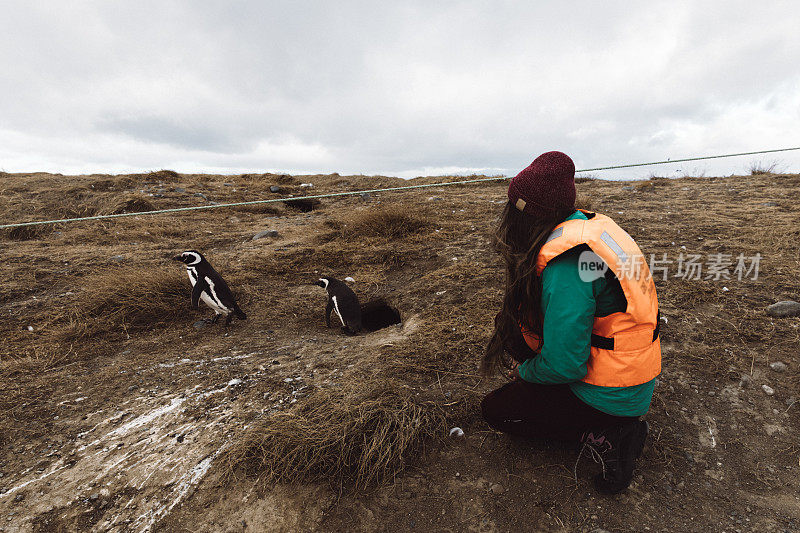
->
[210,314,221,325]
[224,314,234,326]
[341,326,359,336]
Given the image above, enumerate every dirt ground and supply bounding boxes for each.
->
[0,169,798,532]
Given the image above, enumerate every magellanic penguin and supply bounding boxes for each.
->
[315,276,362,335]
[173,250,247,325]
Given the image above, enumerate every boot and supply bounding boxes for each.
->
[579,420,648,494]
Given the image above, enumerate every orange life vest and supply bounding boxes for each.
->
[520,211,661,387]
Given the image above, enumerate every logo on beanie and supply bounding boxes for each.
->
[578,250,609,282]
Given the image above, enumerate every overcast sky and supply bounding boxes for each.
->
[1,1,798,179]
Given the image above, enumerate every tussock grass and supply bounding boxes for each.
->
[55,265,188,342]
[749,160,778,175]
[335,204,433,239]
[5,224,49,241]
[222,378,444,490]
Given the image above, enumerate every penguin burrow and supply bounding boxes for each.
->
[315,276,363,335]
[173,250,247,325]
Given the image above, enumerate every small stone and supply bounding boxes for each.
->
[359,192,371,201]
[14,494,23,502]
[428,196,443,201]
[110,255,125,262]
[193,320,207,330]
[252,230,279,240]
[766,301,800,318]
[344,277,355,283]
[449,427,464,437]
[26,326,34,332]
[762,384,775,396]
[622,185,635,191]
[489,484,505,494]
[193,192,208,200]
[271,360,280,365]
[269,185,282,193]
[174,187,186,193]
[761,202,777,207]
[739,374,752,388]
[299,183,314,188]
[769,362,787,373]
[89,493,99,501]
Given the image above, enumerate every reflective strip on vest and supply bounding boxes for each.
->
[600,231,628,265]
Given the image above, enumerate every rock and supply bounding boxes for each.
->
[110,255,125,262]
[14,494,23,502]
[489,484,505,495]
[761,202,777,207]
[428,196,443,201]
[449,427,464,437]
[762,384,775,396]
[193,320,207,330]
[252,230,279,240]
[300,183,314,188]
[359,192,371,201]
[344,277,355,283]
[269,185,282,193]
[193,192,207,200]
[174,187,186,193]
[26,326,34,332]
[766,301,800,318]
[739,374,752,388]
[89,493,99,501]
[769,361,787,372]
[622,185,635,191]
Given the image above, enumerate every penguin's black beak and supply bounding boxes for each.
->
[172,255,183,262]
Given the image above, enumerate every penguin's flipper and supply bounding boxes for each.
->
[325,299,334,328]
[191,278,210,308]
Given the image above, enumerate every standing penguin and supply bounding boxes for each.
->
[315,276,362,335]
[172,250,247,325]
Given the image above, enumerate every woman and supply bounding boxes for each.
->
[481,151,661,494]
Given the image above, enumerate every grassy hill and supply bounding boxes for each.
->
[0,170,798,531]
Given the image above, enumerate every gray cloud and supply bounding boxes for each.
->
[1,1,798,178]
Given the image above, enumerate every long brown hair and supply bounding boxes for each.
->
[481,202,575,376]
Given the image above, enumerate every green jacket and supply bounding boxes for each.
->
[517,210,655,416]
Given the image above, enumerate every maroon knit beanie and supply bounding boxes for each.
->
[508,151,576,217]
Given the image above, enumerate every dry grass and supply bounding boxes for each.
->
[749,160,779,175]
[0,264,190,364]
[54,265,188,342]
[222,377,445,490]
[333,204,433,239]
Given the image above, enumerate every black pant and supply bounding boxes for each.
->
[481,380,637,443]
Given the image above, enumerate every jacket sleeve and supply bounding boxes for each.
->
[517,250,598,384]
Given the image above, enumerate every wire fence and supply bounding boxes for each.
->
[1,146,798,230]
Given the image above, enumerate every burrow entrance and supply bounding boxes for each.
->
[360,298,402,332]
[283,199,320,212]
